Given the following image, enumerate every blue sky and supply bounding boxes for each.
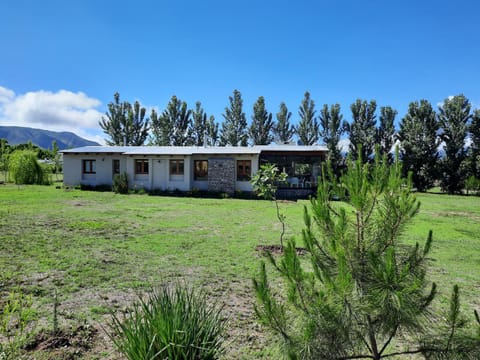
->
[1,0,479,144]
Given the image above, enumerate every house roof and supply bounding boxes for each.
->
[61,144,327,156]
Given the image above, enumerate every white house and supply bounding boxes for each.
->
[62,145,327,194]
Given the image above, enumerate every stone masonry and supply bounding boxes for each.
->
[208,158,235,194]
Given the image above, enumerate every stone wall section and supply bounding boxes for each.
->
[208,158,235,193]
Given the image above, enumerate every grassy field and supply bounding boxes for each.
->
[0,184,479,359]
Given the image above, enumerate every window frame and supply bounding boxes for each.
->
[135,159,149,175]
[170,159,185,176]
[82,159,96,174]
[193,160,208,181]
[237,160,252,181]
[112,159,120,175]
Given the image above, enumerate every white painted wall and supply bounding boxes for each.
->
[63,152,259,192]
[63,154,125,187]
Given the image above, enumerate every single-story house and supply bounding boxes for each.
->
[61,145,327,195]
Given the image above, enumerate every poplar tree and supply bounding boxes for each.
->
[438,94,471,194]
[318,103,345,176]
[99,92,149,146]
[253,154,480,359]
[220,90,248,146]
[297,91,319,145]
[348,99,377,162]
[273,102,295,144]
[249,96,274,145]
[398,100,439,192]
[376,106,397,163]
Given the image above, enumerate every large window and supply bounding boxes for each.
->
[194,160,208,181]
[170,160,184,175]
[135,159,149,174]
[82,160,96,174]
[237,160,251,181]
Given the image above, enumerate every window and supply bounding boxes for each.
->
[194,160,208,181]
[170,160,184,175]
[82,160,96,174]
[135,159,149,174]
[237,160,251,181]
[112,159,120,174]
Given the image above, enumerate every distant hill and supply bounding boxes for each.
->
[0,126,99,150]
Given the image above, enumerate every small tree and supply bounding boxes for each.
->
[0,138,10,183]
[250,164,288,248]
[8,150,49,185]
[253,154,480,359]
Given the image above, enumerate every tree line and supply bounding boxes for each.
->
[99,91,479,194]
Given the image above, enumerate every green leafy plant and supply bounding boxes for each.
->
[250,163,288,247]
[465,175,480,196]
[108,284,226,360]
[0,290,36,359]
[253,154,480,359]
[8,150,50,185]
[113,172,129,194]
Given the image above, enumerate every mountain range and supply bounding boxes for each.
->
[0,126,99,150]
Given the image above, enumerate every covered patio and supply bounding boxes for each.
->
[259,148,327,199]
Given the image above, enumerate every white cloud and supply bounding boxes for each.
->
[0,86,104,143]
[0,86,15,104]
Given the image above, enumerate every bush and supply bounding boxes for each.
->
[108,284,226,360]
[8,150,51,185]
[113,172,129,194]
[465,175,480,195]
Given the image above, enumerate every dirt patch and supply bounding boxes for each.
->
[27,325,98,359]
[255,244,307,255]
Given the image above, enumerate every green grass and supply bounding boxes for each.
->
[0,184,479,358]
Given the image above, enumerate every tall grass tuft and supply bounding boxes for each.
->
[108,284,226,360]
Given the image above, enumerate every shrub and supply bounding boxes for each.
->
[465,175,480,195]
[8,150,50,185]
[112,172,129,194]
[108,284,226,360]
[0,290,36,359]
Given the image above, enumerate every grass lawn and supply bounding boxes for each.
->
[0,184,479,359]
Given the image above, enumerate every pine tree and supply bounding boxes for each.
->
[273,102,295,144]
[206,115,219,146]
[220,90,248,146]
[376,106,397,163]
[318,103,345,176]
[297,91,319,145]
[99,92,149,146]
[253,154,480,359]
[249,96,274,145]
[438,94,471,194]
[128,101,150,146]
[151,96,192,146]
[191,101,208,146]
[348,99,377,162]
[398,100,439,192]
